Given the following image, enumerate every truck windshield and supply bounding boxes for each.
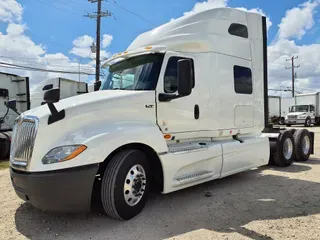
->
[290,105,309,112]
[101,53,164,91]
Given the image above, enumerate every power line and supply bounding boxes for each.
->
[112,14,143,33]
[106,0,154,26]
[0,56,93,68]
[0,58,95,73]
[53,0,75,8]
[34,0,78,15]
[0,62,95,75]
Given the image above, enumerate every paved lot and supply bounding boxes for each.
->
[0,127,319,240]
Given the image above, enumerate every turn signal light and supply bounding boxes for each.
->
[164,134,171,140]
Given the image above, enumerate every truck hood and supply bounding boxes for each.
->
[286,112,307,116]
[22,90,155,120]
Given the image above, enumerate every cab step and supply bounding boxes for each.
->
[174,170,214,186]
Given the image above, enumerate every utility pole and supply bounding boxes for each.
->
[85,0,111,84]
[285,56,300,97]
[78,59,81,83]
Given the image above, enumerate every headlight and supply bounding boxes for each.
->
[299,114,307,119]
[42,145,87,164]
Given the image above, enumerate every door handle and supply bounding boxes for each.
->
[194,105,200,119]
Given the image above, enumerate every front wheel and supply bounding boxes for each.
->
[101,150,150,220]
[304,118,311,127]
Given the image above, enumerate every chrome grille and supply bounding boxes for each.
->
[288,115,297,119]
[10,116,38,167]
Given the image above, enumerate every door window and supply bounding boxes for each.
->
[310,105,315,112]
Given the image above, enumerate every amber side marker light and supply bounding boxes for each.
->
[164,134,172,140]
[61,145,87,161]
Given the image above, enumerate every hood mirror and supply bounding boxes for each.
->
[43,88,65,125]
[6,99,17,111]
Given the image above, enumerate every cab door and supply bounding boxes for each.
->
[156,52,200,135]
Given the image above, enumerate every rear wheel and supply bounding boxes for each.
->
[101,149,150,220]
[273,130,295,167]
[293,129,311,161]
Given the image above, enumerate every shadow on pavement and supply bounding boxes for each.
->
[14,166,320,240]
[267,163,312,173]
[299,158,320,165]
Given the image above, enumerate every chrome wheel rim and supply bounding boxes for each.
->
[302,135,310,155]
[283,138,293,160]
[123,164,146,206]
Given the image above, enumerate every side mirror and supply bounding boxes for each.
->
[44,88,60,103]
[177,59,193,97]
[94,81,102,91]
[6,100,17,111]
[43,88,65,125]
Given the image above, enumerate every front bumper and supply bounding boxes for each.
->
[285,119,306,125]
[10,164,99,212]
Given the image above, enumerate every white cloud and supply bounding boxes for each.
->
[277,0,320,40]
[102,34,113,48]
[0,23,94,86]
[0,0,23,23]
[72,35,94,48]
[268,0,320,95]
[236,7,272,31]
[0,24,45,58]
[183,0,227,16]
[179,0,272,31]
[70,34,113,59]
[69,35,94,58]
[268,39,320,94]
[6,23,26,35]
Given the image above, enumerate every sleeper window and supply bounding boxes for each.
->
[164,57,195,93]
[228,23,248,38]
[233,65,252,94]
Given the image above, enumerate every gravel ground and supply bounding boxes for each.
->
[0,127,320,240]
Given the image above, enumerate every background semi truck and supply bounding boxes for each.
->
[0,72,30,159]
[0,74,88,159]
[285,92,320,127]
[9,8,314,221]
[30,77,88,108]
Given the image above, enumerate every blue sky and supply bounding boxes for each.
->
[0,0,320,94]
[1,0,315,55]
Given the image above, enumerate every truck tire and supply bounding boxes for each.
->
[304,117,311,127]
[0,133,10,160]
[101,149,150,220]
[293,129,311,161]
[278,118,284,125]
[273,130,295,167]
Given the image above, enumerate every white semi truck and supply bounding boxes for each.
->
[9,8,315,221]
[285,92,320,127]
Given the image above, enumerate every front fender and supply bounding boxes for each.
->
[29,122,168,172]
